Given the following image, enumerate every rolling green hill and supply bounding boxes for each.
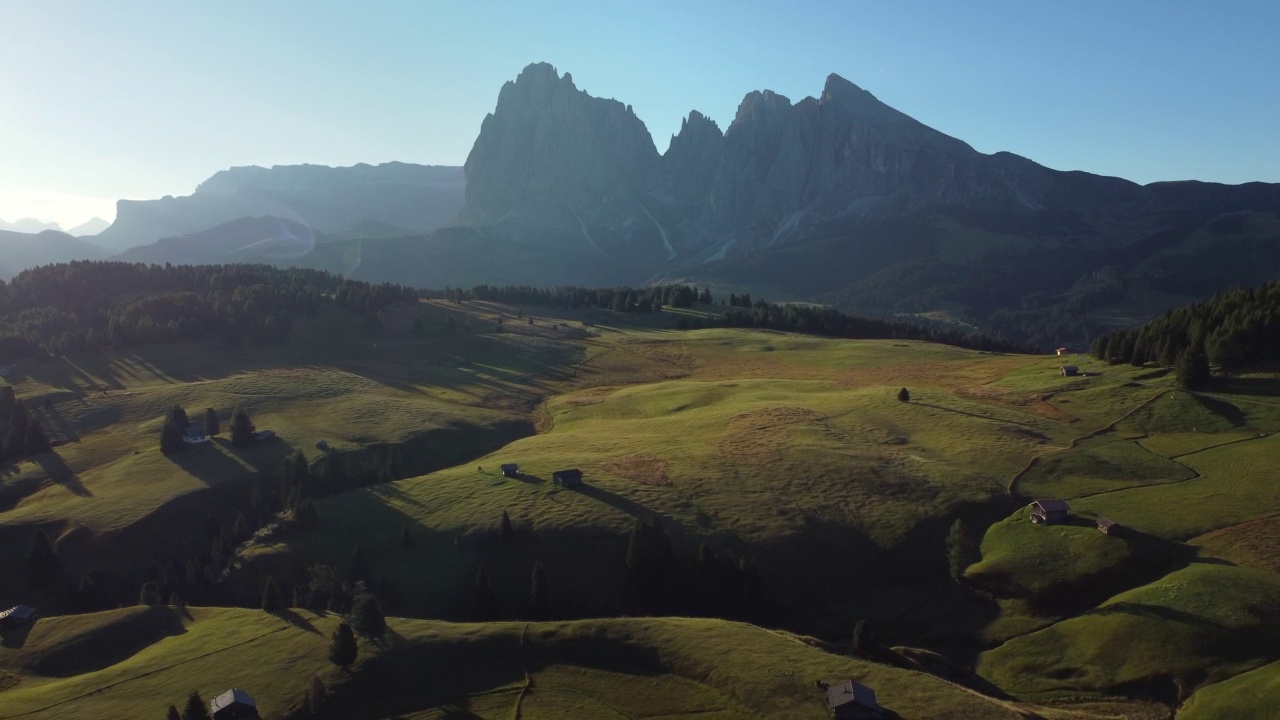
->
[3,296,1278,716]
[0,607,1042,719]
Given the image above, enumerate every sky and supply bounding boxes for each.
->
[2,0,1277,228]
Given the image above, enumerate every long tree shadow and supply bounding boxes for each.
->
[275,608,321,634]
[572,483,655,520]
[33,450,92,497]
[31,401,80,444]
[1191,392,1247,427]
[0,620,34,649]
[913,401,1040,430]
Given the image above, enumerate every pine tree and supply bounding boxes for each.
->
[23,419,50,455]
[852,620,871,653]
[160,416,185,454]
[230,405,256,447]
[499,510,514,542]
[946,519,979,584]
[261,576,283,613]
[472,563,496,621]
[348,543,371,587]
[0,385,15,421]
[5,399,31,459]
[181,690,210,720]
[26,527,59,587]
[350,591,387,637]
[530,561,550,620]
[169,405,190,430]
[1176,343,1211,390]
[140,581,163,606]
[897,387,910,403]
[203,408,219,436]
[306,676,327,717]
[328,622,358,669]
[167,704,181,720]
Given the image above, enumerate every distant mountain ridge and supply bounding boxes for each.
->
[10,63,1280,347]
[93,161,465,252]
[0,229,107,279]
[0,218,62,234]
[454,63,1280,346]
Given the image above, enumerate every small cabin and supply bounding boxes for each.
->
[211,688,260,720]
[500,463,520,478]
[552,468,583,487]
[827,679,883,719]
[1060,365,1079,377]
[1055,347,1070,356]
[0,605,36,629]
[182,427,210,444]
[1097,518,1120,535]
[1031,499,1070,525]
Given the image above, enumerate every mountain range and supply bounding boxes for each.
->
[7,63,1280,346]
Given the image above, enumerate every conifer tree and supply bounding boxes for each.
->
[472,563,496,621]
[897,387,910,403]
[852,620,871,653]
[230,405,256,447]
[530,561,550,620]
[1176,343,1211,390]
[348,542,371,587]
[0,385,15,421]
[27,527,59,587]
[181,690,210,720]
[946,519,980,584]
[160,416,185,454]
[140,581,163,606]
[167,704,181,720]
[169,405,190,430]
[23,418,50,455]
[328,622,358,669]
[261,576,283,613]
[203,408,219,436]
[350,590,387,637]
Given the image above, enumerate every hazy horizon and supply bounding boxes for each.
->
[3,0,1278,228]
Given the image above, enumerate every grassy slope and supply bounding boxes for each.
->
[0,302,577,587]
[978,563,1280,700]
[241,330,1074,628]
[1177,661,1280,720]
[0,607,1034,720]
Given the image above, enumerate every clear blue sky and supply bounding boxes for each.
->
[2,0,1277,226]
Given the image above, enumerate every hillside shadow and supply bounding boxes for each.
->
[0,620,34,649]
[913,402,1039,429]
[33,450,92,497]
[573,483,655,520]
[1192,393,1246,427]
[276,608,321,634]
[1211,376,1280,398]
[32,402,80,444]
[168,442,256,486]
[1085,602,1223,629]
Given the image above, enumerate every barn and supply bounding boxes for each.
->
[552,468,583,487]
[1030,499,1070,525]
[211,688,260,720]
[826,679,883,719]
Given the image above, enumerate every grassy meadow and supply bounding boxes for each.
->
[3,298,1279,716]
[0,606,1041,720]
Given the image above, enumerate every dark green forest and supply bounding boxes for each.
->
[1091,279,1280,386]
[0,262,417,361]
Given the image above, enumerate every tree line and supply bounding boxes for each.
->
[447,283,710,312]
[1091,280,1280,388]
[0,261,417,360]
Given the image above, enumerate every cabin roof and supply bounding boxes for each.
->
[1032,499,1070,514]
[827,679,879,710]
[211,688,257,711]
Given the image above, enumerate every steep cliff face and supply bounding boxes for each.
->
[460,63,669,265]
[95,162,465,252]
